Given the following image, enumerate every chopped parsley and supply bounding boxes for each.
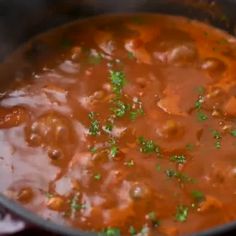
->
[195,86,208,121]
[70,194,85,212]
[156,164,161,172]
[138,136,160,154]
[211,130,222,149]
[191,190,205,202]
[128,51,135,59]
[197,111,208,122]
[99,227,120,236]
[186,143,195,151]
[147,211,160,227]
[104,122,113,133]
[88,112,100,136]
[113,100,130,118]
[110,70,126,96]
[130,108,144,121]
[195,98,203,110]
[89,146,97,154]
[108,138,119,159]
[129,226,136,236]
[170,155,186,164]
[166,169,194,183]
[175,205,189,222]
[124,159,135,167]
[230,130,236,137]
[196,86,205,95]
[94,173,102,181]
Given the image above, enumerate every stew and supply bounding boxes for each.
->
[1,14,236,236]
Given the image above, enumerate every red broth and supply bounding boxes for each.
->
[1,14,236,236]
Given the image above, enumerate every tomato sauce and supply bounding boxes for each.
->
[1,14,236,236]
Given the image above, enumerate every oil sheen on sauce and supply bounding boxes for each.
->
[1,14,236,236]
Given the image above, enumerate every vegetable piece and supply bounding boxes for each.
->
[47,196,64,211]
[175,205,189,222]
[198,195,222,212]
[138,136,160,154]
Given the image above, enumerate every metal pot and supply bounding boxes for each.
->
[0,0,236,235]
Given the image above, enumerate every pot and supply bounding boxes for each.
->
[0,0,236,235]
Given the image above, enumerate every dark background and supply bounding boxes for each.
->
[0,0,236,235]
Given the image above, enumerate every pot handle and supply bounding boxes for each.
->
[0,208,25,235]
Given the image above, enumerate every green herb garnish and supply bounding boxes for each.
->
[196,86,205,95]
[113,100,130,118]
[166,169,194,183]
[110,144,119,158]
[128,51,135,59]
[130,108,144,121]
[104,122,113,133]
[186,143,195,151]
[94,173,102,181]
[195,99,203,110]
[90,146,97,154]
[129,226,136,236]
[170,155,186,164]
[138,136,160,154]
[230,130,236,137]
[212,130,222,149]
[156,164,161,172]
[88,112,100,136]
[175,205,189,222]
[197,111,208,122]
[99,227,120,236]
[110,70,126,96]
[70,194,85,212]
[191,190,205,202]
[147,211,160,227]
